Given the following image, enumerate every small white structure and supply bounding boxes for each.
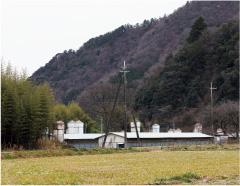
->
[67,120,75,134]
[152,124,160,133]
[175,128,182,133]
[130,121,141,133]
[168,128,181,133]
[75,120,84,134]
[193,123,202,133]
[216,128,223,134]
[67,120,84,134]
[53,121,65,142]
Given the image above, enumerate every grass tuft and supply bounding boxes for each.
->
[154,178,168,182]
[182,172,201,179]
[154,172,202,184]
[169,175,182,180]
[4,154,16,159]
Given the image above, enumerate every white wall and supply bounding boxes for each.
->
[68,120,84,134]
[152,124,160,133]
[98,134,124,148]
[130,121,141,132]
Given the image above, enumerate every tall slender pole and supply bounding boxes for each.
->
[120,61,129,148]
[210,82,217,136]
[132,111,141,147]
[102,76,123,148]
[100,116,103,135]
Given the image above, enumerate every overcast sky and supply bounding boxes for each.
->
[1,0,187,76]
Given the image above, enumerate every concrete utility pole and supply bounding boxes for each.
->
[100,116,103,135]
[132,111,141,147]
[102,77,123,148]
[120,61,129,148]
[210,82,217,136]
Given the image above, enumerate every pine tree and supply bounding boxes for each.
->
[187,16,207,43]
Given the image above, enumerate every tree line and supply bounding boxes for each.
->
[1,63,95,149]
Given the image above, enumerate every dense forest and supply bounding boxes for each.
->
[134,17,239,133]
[1,63,96,149]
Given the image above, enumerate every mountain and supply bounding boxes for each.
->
[134,17,239,131]
[31,1,239,104]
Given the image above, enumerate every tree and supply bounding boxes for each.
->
[1,62,57,149]
[196,101,239,138]
[214,101,239,139]
[187,16,207,43]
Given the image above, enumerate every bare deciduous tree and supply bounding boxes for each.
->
[77,83,126,132]
[214,100,239,139]
[196,100,239,139]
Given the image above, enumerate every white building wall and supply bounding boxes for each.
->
[68,121,75,134]
[152,124,160,133]
[53,121,65,142]
[75,120,84,134]
[98,134,124,148]
[130,121,141,132]
[67,120,84,134]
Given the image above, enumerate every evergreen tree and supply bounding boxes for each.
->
[187,16,207,43]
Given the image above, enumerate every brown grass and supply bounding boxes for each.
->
[1,143,239,160]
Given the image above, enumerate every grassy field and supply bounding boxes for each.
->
[1,148,239,185]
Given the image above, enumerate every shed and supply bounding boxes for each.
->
[64,133,102,148]
[65,132,212,149]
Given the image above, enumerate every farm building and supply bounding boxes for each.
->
[63,120,212,149]
[214,128,239,144]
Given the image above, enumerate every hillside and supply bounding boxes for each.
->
[31,1,239,104]
[134,18,239,131]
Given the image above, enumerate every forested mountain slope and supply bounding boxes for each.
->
[31,1,239,104]
[135,18,239,131]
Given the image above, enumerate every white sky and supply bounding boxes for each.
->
[1,0,187,76]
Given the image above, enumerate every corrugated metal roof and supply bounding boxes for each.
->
[64,133,103,140]
[64,132,212,140]
[110,132,212,138]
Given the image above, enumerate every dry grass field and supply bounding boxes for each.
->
[1,148,239,185]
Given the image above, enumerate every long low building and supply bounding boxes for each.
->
[64,132,212,149]
[61,120,212,149]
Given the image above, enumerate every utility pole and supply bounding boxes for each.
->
[210,82,217,136]
[102,76,123,148]
[100,116,103,135]
[132,111,141,147]
[173,122,175,132]
[120,61,129,148]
